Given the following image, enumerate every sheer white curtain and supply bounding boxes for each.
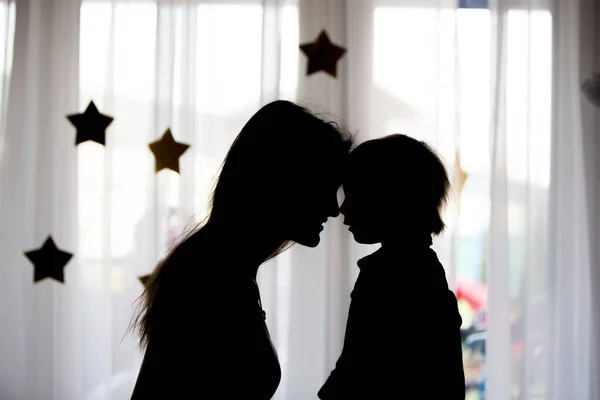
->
[0,1,83,399]
[0,0,598,399]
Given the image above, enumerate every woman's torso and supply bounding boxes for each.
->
[131,272,281,399]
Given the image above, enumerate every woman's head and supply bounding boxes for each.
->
[340,133,450,244]
[208,100,353,247]
[132,101,352,348]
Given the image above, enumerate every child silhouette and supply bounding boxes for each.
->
[319,134,465,399]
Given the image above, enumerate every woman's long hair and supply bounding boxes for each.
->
[131,100,353,349]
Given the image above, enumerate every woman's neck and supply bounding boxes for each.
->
[206,221,285,280]
[242,240,285,280]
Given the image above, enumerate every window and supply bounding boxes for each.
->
[77,1,552,397]
[0,1,15,168]
[372,4,551,398]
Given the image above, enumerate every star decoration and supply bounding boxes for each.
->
[582,72,600,108]
[139,274,151,288]
[148,129,190,174]
[67,101,114,146]
[24,236,73,284]
[454,151,468,213]
[300,30,346,78]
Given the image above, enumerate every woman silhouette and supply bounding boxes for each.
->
[130,100,353,399]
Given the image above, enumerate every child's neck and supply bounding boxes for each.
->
[380,231,432,249]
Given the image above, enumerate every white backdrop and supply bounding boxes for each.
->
[0,0,597,399]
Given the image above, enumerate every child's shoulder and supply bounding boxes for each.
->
[352,248,408,296]
[355,246,449,291]
[356,246,437,273]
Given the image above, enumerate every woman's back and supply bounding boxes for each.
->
[131,245,281,399]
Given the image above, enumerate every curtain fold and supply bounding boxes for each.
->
[581,2,599,399]
[0,0,81,399]
[547,0,596,398]
[487,1,512,398]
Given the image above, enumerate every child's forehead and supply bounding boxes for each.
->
[345,150,385,177]
[343,157,410,190]
[342,166,380,189]
[346,150,375,172]
[347,141,394,169]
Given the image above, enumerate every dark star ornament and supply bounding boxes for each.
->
[24,236,73,284]
[148,128,190,174]
[300,30,347,78]
[67,101,114,146]
[139,274,151,288]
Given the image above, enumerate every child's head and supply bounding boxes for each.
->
[340,133,450,244]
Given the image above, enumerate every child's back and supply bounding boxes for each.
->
[319,134,465,399]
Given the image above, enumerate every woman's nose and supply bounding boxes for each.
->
[328,196,340,218]
[339,199,348,216]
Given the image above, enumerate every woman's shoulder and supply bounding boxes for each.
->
[188,273,261,313]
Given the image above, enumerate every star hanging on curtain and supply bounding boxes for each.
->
[454,151,468,213]
[582,72,600,108]
[24,236,73,284]
[139,274,151,288]
[148,129,190,174]
[300,30,347,78]
[67,101,114,146]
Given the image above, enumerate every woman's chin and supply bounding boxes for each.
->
[292,232,322,248]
